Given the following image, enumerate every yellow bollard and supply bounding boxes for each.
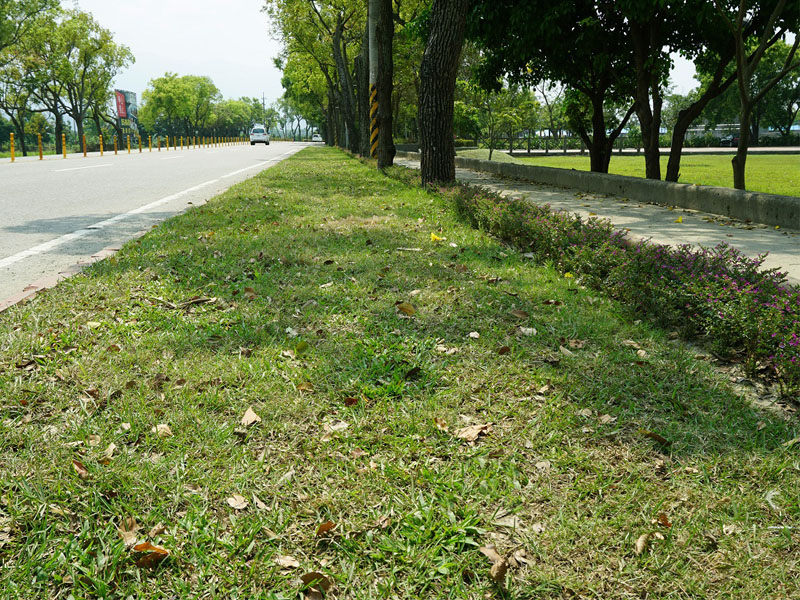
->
[82,134,87,157]
[9,133,14,162]
[138,135,142,152]
[99,134,104,156]
[148,135,152,152]
[38,133,43,159]
[114,135,117,155]
[157,136,161,152]
[127,135,131,153]
[166,135,169,151]
[180,136,183,149]
[62,133,66,158]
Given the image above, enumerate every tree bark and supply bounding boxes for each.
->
[419,0,471,185]
[355,28,370,156]
[331,16,359,153]
[376,0,395,168]
[732,104,752,190]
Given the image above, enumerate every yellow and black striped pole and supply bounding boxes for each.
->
[370,84,378,158]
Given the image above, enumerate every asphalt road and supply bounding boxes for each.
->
[0,141,309,305]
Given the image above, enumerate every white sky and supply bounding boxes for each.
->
[67,0,285,104]
[65,1,703,105]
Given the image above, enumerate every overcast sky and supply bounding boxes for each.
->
[67,1,702,106]
[68,0,285,104]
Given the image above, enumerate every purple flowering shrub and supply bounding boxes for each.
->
[448,183,800,396]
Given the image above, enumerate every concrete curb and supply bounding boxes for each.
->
[397,151,800,229]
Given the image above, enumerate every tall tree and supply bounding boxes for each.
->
[54,9,133,147]
[469,1,636,173]
[714,0,800,189]
[0,0,55,57]
[418,0,471,184]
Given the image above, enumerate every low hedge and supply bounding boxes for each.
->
[430,179,800,396]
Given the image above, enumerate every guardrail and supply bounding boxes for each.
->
[6,134,251,162]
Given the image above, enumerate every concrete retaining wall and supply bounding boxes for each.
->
[396,151,800,230]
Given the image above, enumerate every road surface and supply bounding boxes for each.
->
[0,141,309,307]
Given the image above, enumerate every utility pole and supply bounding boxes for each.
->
[262,92,266,127]
[368,0,378,158]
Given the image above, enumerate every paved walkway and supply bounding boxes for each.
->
[397,158,800,286]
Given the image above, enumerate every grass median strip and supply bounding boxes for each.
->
[1,147,798,598]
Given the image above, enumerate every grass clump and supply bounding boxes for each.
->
[1,147,799,599]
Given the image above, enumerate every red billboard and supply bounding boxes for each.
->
[115,90,127,118]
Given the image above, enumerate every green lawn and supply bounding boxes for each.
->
[1,147,798,598]
[460,150,800,197]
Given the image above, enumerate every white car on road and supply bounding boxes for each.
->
[250,126,270,145]
[311,133,323,142]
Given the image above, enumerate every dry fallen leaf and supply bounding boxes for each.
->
[598,414,617,425]
[275,555,300,569]
[72,459,89,480]
[637,349,648,359]
[559,345,574,357]
[577,408,593,417]
[434,417,449,433]
[518,326,537,336]
[641,429,671,447]
[297,382,315,393]
[467,331,480,339]
[510,309,529,319]
[396,302,416,316]
[241,407,262,427]
[316,521,336,537]
[479,546,504,563]
[535,460,551,472]
[300,571,332,594]
[99,442,117,465]
[634,532,651,555]
[133,541,170,568]
[152,424,173,438]
[148,523,166,538]
[497,345,511,355]
[622,339,642,350]
[118,517,139,547]
[455,423,492,442]
[253,494,269,511]
[243,287,257,300]
[723,524,740,536]
[87,434,101,447]
[226,494,249,510]
[489,558,508,585]
[657,513,672,528]
[568,339,586,349]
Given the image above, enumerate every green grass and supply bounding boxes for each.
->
[512,153,800,197]
[1,147,799,598]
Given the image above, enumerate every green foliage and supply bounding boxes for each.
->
[140,73,221,136]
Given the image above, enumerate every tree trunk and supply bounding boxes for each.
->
[631,22,663,180]
[355,29,370,156]
[331,16,359,154]
[732,105,752,190]
[376,0,395,168]
[419,0,470,185]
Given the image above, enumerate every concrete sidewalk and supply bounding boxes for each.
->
[397,158,800,286]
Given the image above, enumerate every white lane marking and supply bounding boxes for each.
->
[0,178,219,270]
[54,163,113,172]
[0,150,302,269]
[161,156,184,160]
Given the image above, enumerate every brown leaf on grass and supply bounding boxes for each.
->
[87,434,101,447]
[148,523,166,537]
[489,558,508,586]
[297,382,315,393]
[542,299,562,306]
[455,423,492,442]
[316,521,336,537]
[241,407,261,427]
[434,417,449,433]
[497,345,511,355]
[467,331,480,339]
[253,494,269,511]
[634,533,651,555]
[559,345,574,357]
[343,397,359,406]
[622,339,642,350]
[641,429,671,447]
[568,339,586,349]
[510,309,529,319]
[152,424,173,438]
[275,555,300,569]
[395,302,416,316]
[106,344,122,353]
[598,414,617,425]
[99,442,117,465]
[657,513,672,528]
[404,366,422,380]
[72,459,89,480]
[243,287,257,300]
[133,542,170,568]
[226,494,249,510]
[478,546,504,563]
[637,349,648,359]
[119,517,139,547]
[518,326,537,336]
[300,572,332,599]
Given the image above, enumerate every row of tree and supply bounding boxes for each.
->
[267,0,799,190]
